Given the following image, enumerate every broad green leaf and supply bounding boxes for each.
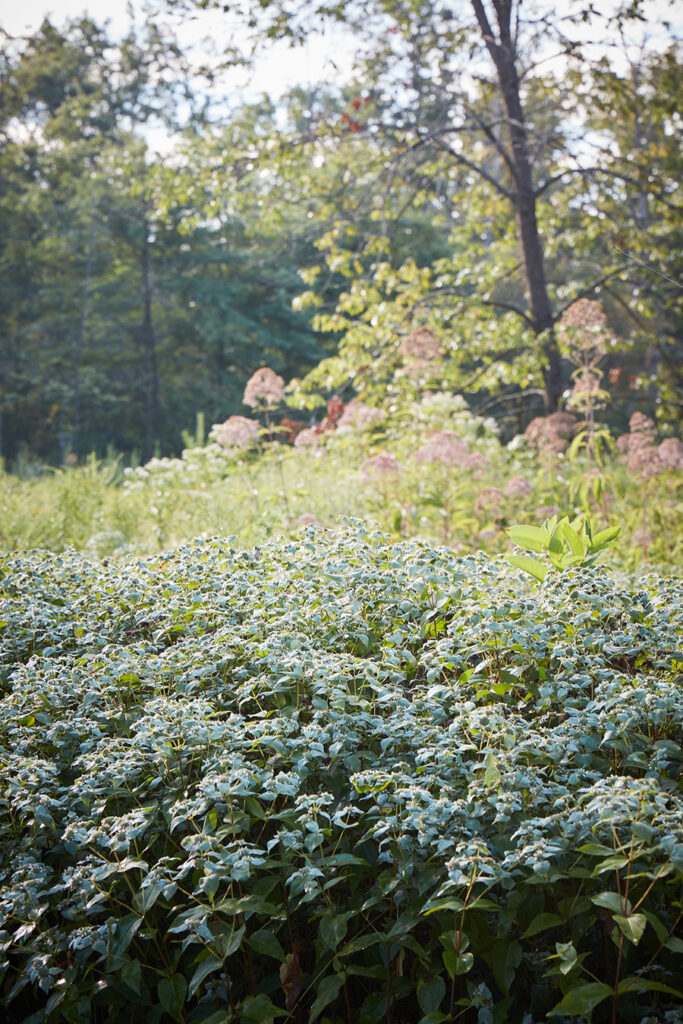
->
[618,976,683,998]
[591,855,630,875]
[248,928,285,960]
[521,913,563,938]
[309,974,345,1022]
[188,954,223,999]
[507,554,548,582]
[417,976,446,1014]
[158,974,187,1023]
[443,949,473,977]
[591,525,620,548]
[507,525,548,553]
[559,521,585,559]
[492,938,522,994]
[612,913,647,945]
[592,892,631,915]
[577,843,614,856]
[318,911,350,950]
[239,993,287,1021]
[109,914,142,957]
[548,982,613,1016]
[119,958,142,995]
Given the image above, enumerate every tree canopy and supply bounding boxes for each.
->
[0,1,680,464]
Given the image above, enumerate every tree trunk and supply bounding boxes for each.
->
[72,217,95,458]
[471,0,563,412]
[141,224,160,461]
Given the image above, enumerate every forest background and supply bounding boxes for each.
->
[0,0,681,566]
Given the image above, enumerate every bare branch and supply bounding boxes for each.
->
[535,165,683,211]
[552,264,630,322]
[432,137,515,200]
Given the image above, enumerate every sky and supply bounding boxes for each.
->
[0,0,356,99]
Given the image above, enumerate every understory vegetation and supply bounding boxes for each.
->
[0,524,682,1022]
[1,388,681,575]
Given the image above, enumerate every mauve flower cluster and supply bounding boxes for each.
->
[212,415,259,451]
[475,487,504,516]
[658,438,683,470]
[560,298,608,332]
[399,327,441,363]
[293,428,320,449]
[414,431,469,466]
[414,431,490,474]
[504,476,533,498]
[617,413,683,478]
[524,412,578,454]
[295,513,319,527]
[362,452,401,480]
[338,401,385,430]
[243,367,286,408]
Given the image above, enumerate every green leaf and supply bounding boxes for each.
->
[119,958,142,995]
[591,525,620,549]
[248,928,285,961]
[417,976,446,1014]
[109,914,142,957]
[553,941,578,976]
[549,520,567,556]
[507,554,548,582]
[158,974,187,1023]
[612,913,647,945]
[592,891,631,915]
[492,938,522,994]
[188,954,223,999]
[443,949,473,977]
[521,913,563,938]
[239,993,287,1021]
[548,982,613,1016]
[309,974,345,1022]
[507,525,548,553]
[318,911,350,950]
[591,855,630,875]
[220,923,246,959]
[559,520,585,559]
[618,976,683,999]
[577,843,614,856]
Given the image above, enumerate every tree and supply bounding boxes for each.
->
[0,19,339,462]
[165,0,679,413]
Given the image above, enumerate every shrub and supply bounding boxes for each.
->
[0,523,681,1022]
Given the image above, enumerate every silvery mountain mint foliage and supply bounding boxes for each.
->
[0,523,681,1022]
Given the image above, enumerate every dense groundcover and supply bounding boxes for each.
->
[0,523,682,1024]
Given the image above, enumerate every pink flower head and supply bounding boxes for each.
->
[505,476,533,498]
[414,431,469,466]
[243,367,286,408]
[212,415,259,451]
[629,412,656,440]
[524,412,578,454]
[560,298,608,331]
[293,427,320,449]
[657,437,683,470]
[399,327,441,363]
[295,513,319,527]
[461,452,490,475]
[338,401,385,430]
[362,452,401,481]
[475,487,503,516]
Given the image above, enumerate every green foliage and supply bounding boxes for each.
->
[0,390,680,573]
[0,523,681,1022]
[508,514,621,581]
